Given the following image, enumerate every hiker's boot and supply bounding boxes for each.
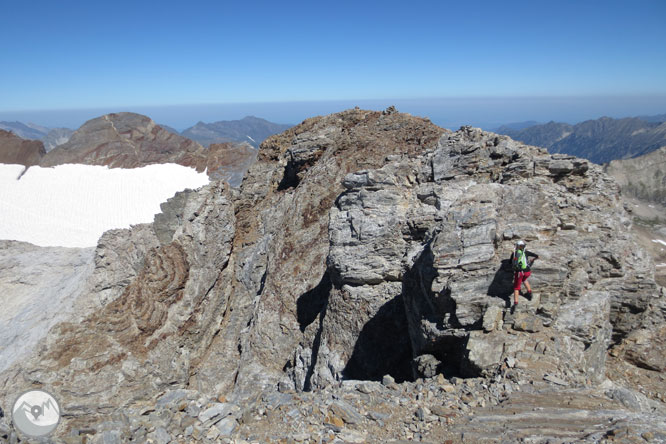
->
[526,291,533,300]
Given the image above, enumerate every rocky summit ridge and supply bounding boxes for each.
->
[0,108,664,443]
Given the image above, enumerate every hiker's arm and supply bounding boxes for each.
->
[526,251,539,259]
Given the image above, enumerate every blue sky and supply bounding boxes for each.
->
[1,0,665,128]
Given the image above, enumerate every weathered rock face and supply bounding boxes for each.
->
[39,112,256,184]
[1,109,663,441]
[0,129,45,166]
[0,226,161,378]
[0,241,94,373]
[300,125,659,389]
[206,142,258,186]
[0,181,234,432]
[605,145,666,205]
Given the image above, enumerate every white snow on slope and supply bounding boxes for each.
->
[652,239,666,247]
[0,163,209,248]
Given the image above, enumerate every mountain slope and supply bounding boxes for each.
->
[605,145,666,204]
[42,127,74,151]
[605,146,666,286]
[0,129,46,166]
[498,116,666,164]
[40,112,257,185]
[41,112,208,169]
[181,115,292,147]
[0,122,73,152]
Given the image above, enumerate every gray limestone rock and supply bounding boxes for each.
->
[198,403,235,425]
[214,416,238,437]
[0,241,95,373]
[464,331,505,375]
[482,305,504,332]
[413,354,441,379]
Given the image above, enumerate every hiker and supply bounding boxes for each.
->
[510,240,538,310]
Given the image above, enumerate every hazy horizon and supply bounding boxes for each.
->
[2,1,665,131]
[2,95,666,132]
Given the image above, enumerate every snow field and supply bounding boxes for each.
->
[0,163,209,247]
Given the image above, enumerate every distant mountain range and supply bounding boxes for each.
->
[1,115,292,151]
[0,121,74,152]
[0,113,259,187]
[180,116,292,148]
[495,114,666,164]
[42,113,258,186]
[0,121,50,140]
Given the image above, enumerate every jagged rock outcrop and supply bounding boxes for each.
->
[0,129,45,166]
[298,125,659,391]
[40,112,256,185]
[1,109,664,442]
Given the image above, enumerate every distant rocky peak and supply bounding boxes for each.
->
[38,111,259,186]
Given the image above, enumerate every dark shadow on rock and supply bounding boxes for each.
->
[295,272,333,391]
[297,272,331,333]
[342,294,414,383]
[487,258,515,307]
[277,153,299,190]
[303,298,328,392]
[401,242,482,379]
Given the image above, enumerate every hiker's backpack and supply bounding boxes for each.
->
[512,249,526,271]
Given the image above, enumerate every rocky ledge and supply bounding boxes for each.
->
[0,108,664,443]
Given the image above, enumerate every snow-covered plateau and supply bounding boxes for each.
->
[0,163,210,248]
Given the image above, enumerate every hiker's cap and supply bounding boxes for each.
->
[516,240,526,246]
